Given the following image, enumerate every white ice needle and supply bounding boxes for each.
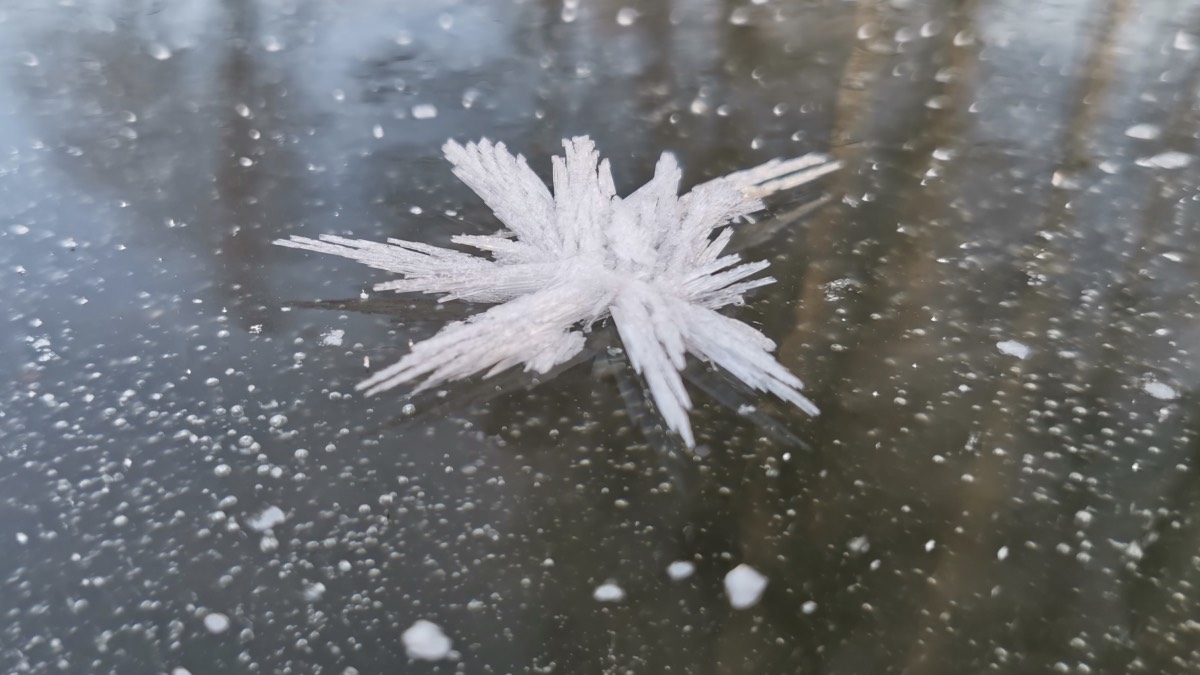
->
[276,137,838,446]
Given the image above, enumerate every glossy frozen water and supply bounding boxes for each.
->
[2,0,1199,673]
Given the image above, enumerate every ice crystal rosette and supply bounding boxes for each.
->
[276,137,838,446]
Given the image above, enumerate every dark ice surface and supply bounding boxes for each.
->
[3,0,1200,673]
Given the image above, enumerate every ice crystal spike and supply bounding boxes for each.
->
[276,137,839,447]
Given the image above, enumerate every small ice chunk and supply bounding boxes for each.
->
[412,104,438,120]
[666,561,695,580]
[724,564,768,609]
[996,340,1030,359]
[1124,124,1161,140]
[801,600,818,614]
[1136,151,1192,169]
[320,328,345,346]
[846,535,870,554]
[1175,31,1198,51]
[1143,380,1178,400]
[402,620,452,660]
[616,7,639,25]
[248,505,286,532]
[203,612,230,634]
[593,582,625,602]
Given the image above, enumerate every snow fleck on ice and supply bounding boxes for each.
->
[996,340,1030,359]
[1143,380,1178,400]
[247,505,286,532]
[592,582,625,602]
[275,136,837,446]
[203,612,231,634]
[320,328,345,346]
[846,535,870,554]
[411,104,438,119]
[724,564,768,609]
[1123,123,1161,140]
[801,600,818,615]
[303,581,327,602]
[667,560,695,580]
[402,620,453,661]
[1136,151,1193,169]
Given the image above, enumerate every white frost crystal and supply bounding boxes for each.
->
[277,137,838,446]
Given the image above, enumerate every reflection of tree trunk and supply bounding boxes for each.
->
[1106,14,1200,669]
[896,1,1135,672]
[212,0,274,330]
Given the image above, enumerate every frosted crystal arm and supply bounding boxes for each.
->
[274,234,489,277]
[683,306,820,417]
[443,139,558,251]
[610,289,695,447]
[358,282,609,396]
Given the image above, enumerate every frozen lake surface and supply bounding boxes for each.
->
[2,0,1199,673]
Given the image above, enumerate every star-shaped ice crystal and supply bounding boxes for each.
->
[276,137,838,446]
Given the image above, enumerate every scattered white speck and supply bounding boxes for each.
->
[724,564,768,609]
[261,35,283,52]
[412,104,438,120]
[847,535,870,554]
[18,52,38,67]
[213,463,231,477]
[1124,124,1161,140]
[616,7,639,25]
[203,612,230,634]
[402,620,452,661]
[16,532,28,544]
[1143,380,1178,400]
[249,324,263,334]
[667,561,695,580]
[1074,509,1093,527]
[303,581,327,602]
[996,340,1030,359]
[320,329,345,346]
[1175,31,1198,51]
[148,44,172,60]
[924,539,936,552]
[172,668,192,675]
[248,505,287,532]
[997,546,1009,561]
[801,600,818,615]
[1136,151,1192,169]
[269,414,287,428]
[593,582,625,602]
[112,515,129,527]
